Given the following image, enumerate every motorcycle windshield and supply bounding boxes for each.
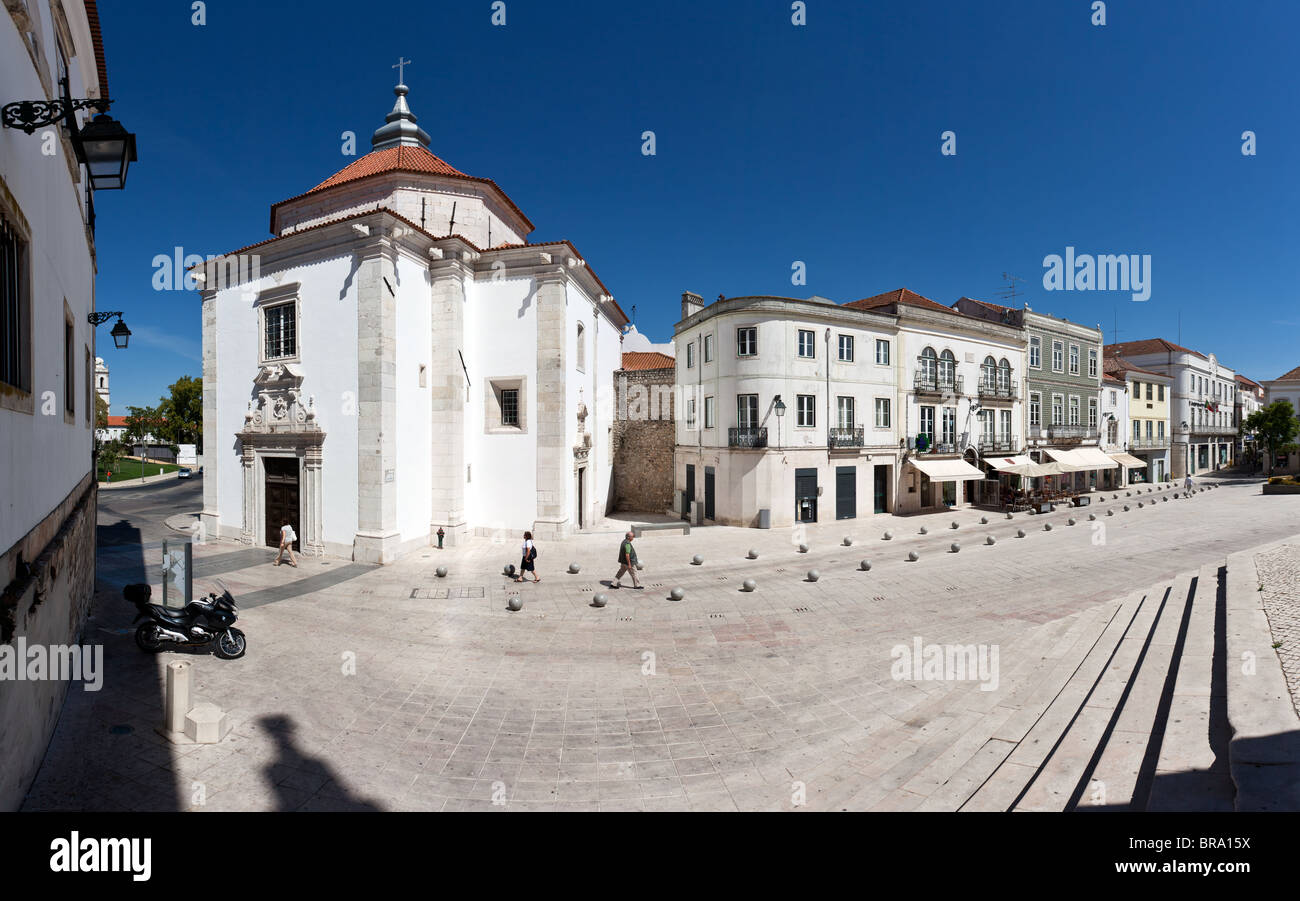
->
[212,578,238,611]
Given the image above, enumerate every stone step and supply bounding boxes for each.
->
[959,586,1159,811]
[1030,572,1195,811]
[1145,563,1235,812]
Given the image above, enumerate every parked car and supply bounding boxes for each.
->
[177,467,192,479]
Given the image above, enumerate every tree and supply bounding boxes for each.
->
[1242,400,1299,474]
[124,405,166,465]
[94,394,109,432]
[157,375,202,452]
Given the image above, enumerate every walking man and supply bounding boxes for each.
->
[612,531,642,589]
[1183,473,1194,491]
[275,518,298,567]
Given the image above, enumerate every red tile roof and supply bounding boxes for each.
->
[1235,373,1264,390]
[105,415,127,427]
[1105,338,1206,361]
[85,1,110,99]
[956,295,1016,315]
[1103,353,1165,378]
[269,145,535,234]
[845,288,958,316]
[621,351,675,371]
[1102,373,1126,386]
[1273,365,1300,382]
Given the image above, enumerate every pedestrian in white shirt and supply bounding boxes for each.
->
[275,518,298,567]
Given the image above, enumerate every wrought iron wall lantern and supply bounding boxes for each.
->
[88,311,131,349]
[2,75,137,190]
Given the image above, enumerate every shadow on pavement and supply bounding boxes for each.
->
[259,715,382,812]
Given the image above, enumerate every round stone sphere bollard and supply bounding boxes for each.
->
[742,578,757,592]
[1006,512,1014,520]
[669,587,685,601]
[806,569,820,582]
[568,562,581,574]
[747,549,759,559]
[980,516,989,524]
[1016,529,1027,538]
[691,555,704,566]
[1126,491,1132,497]
[436,566,448,578]
[1138,502,1144,508]
[1088,513,1096,521]
[504,564,516,577]
[843,536,853,547]
[799,543,809,554]
[1067,518,1076,526]
[1162,496,1168,503]
[986,535,996,546]
[592,593,608,608]
[907,550,919,561]
[883,530,893,540]
[860,559,872,571]
[1124,505,1131,512]
[1112,494,1118,500]
[950,521,960,530]
[1107,509,1115,516]
[919,526,929,535]
[507,595,522,611]
[950,542,961,553]
[1044,523,1053,531]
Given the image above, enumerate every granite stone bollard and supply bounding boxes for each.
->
[799,543,809,554]
[507,595,522,611]
[986,535,996,545]
[568,562,581,574]
[1017,529,1026,538]
[907,550,919,561]
[980,516,989,524]
[951,521,960,530]
[1124,505,1131,512]
[860,560,872,571]
[1088,513,1096,521]
[919,526,928,535]
[747,549,759,559]
[1107,509,1114,516]
[592,593,608,607]
[843,537,853,546]
[691,555,704,565]
[436,566,448,578]
[742,578,757,592]
[669,587,685,601]
[1044,523,1053,531]
[806,569,820,582]
[1067,518,1076,526]
[950,542,960,553]
[883,531,893,540]
[1006,512,1014,520]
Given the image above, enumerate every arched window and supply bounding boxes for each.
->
[938,349,956,385]
[982,355,996,388]
[998,357,1011,391]
[576,322,586,372]
[920,346,937,380]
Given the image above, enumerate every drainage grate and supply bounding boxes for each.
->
[793,606,811,613]
[410,587,486,600]
[580,587,593,593]
[873,596,886,601]
[776,568,787,573]
[709,613,725,619]
[619,616,633,622]
[717,576,728,581]
[945,586,959,593]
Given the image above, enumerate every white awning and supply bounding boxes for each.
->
[1001,460,1068,478]
[909,458,985,482]
[987,455,1034,472]
[1045,447,1118,471]
[1109,452,1148,469]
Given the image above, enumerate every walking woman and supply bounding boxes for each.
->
[275,518,298,567]
[515,531,540,583]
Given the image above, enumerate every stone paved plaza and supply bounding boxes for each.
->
[1256,542,1300,716]
[22,475,1300,811]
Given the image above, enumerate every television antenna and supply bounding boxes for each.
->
[996,272,1025,303]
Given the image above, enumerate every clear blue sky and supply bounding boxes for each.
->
[92,0,1300,411]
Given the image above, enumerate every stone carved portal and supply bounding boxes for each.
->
[236,363,326,555]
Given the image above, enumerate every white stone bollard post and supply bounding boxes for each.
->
[165,661,192,735]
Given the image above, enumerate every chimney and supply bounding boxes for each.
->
[681,291,704,321]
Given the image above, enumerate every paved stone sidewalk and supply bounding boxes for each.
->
[1254,542,1300,718]
[21,477,1300,811]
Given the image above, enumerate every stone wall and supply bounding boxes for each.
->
[612,368,676,513]
[0,473,97,810]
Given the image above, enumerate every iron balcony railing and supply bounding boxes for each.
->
[828,426,865,448]
[914,369,963,395]
[977,377,1017,400]
[1047,424,1098,441]
[1196,425,1238,436]
[1131,436,1170,449]
[729,427,768,448]
[914,433,959,454]
[978,433,1019,453]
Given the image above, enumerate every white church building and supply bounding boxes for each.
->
[199,78,628,562]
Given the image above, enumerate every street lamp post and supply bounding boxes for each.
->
[2,76,137,190]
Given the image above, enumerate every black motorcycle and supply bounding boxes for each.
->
[125,580,247,659]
